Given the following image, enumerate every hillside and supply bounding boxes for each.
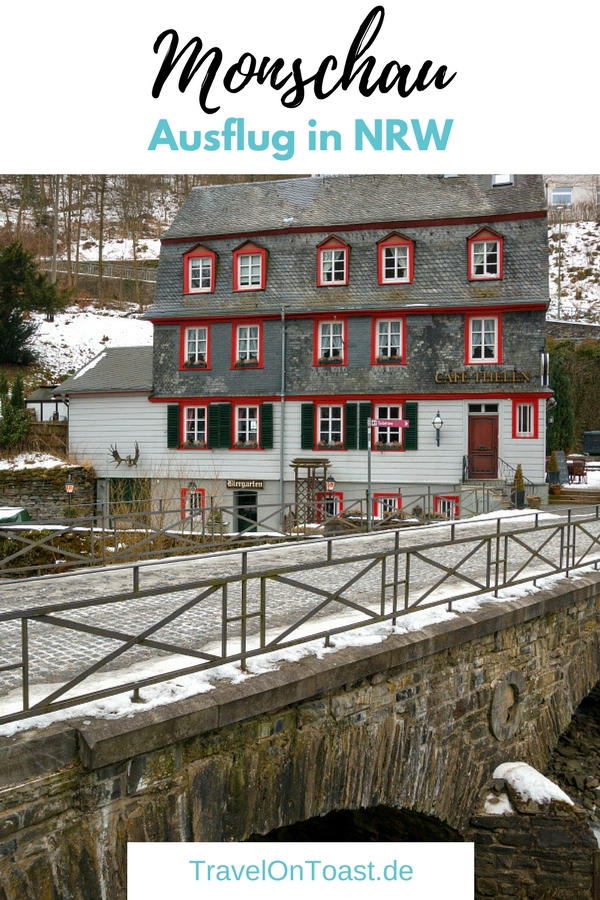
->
[548,221,600,321]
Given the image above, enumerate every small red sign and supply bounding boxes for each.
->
[371,418,410,428]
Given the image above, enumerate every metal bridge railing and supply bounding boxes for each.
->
[1,508,599,726]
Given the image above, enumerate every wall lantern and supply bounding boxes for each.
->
[432,411,443,446]
[188,480,197,495]
[65,472,74,515]
[326,476,336,493]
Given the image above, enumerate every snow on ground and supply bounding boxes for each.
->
[0,452,71,470]
[31,304,153,378]
[548,220,600,320]
[75,237,161,262]
[493,762,574,807]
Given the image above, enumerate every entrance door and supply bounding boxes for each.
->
[235,490,258,533]
[468,416,498,478]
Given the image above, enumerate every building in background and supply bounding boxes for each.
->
[58,175,551,526]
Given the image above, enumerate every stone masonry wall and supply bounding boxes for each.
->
[0,466,95,519]
[1,575,600,899]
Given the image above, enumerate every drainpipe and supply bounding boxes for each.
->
[279,308,286,529]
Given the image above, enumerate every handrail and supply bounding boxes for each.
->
[1,507,599,725]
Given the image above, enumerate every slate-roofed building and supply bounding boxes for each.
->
[60,175,551,525]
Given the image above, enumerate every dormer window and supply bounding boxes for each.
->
[233,241,267,291]
[317,236,348,286]
[183,244,216,294]
[377,233,414,284]
[468,227,503,281]
[492,175,514,186]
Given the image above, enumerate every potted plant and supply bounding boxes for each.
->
[547,450,560,485]
[511,464,526,509]
[318,355,343,365]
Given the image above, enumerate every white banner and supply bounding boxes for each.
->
[2,0,598,172]
[128,842,474,899]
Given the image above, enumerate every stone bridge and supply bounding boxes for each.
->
[2,572,600,900]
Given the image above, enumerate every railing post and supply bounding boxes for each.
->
[392,530,399,621]
[21,618,29,712]
[133,565,139,593]
[404,552,411,610]
[240,551,248,670]
[380,556,387,615]
[260,577,266,648]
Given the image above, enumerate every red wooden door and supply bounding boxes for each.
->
[468,416,498,478]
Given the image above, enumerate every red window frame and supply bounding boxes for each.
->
[316,403,345,450]
[181,404,209,449]
[434,495,460,519]
[180,486,206,519]
[373,493,402,517]
[373,404,404,451]
[317,235,349,287]
[467,227,503,281]
[377,233,414,284]
[231,319,264,369]
[316,491,344,522]
[465,313,502,365]
[512,399,539,439]
[233,241,267,292]
[371,317,406,365]
[183,244,216,294]
[179,321,211,370]
[313,316,348,366]
[233,404,260,449]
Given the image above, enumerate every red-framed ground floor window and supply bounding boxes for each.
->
[434,494,460,519]
[316,491,344,522]
[373,493,402,517]
[180,485,206,519]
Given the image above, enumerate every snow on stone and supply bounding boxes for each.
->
[484,792,515,815]
[0,452,72,471]
[493,762,574,806]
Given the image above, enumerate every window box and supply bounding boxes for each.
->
[234,440,259,449]
[317,440,344,449]
[374,441,402,451]
[318,355,344,366]
[468,227,503,280]
[375,354,403,365]
[182,440,207,449]
[317,236,349,286]
[234,357,260,369]
[377,233,414,284]
[183,358,207,369]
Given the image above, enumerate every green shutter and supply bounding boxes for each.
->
[208,405,220,448]
[404,401,418,450]
[260,403,274,449]
[358,402,372,450]
[219,403,232,448]
[167,404,180,448]
[344,403,358,449]
[301,403,315,450]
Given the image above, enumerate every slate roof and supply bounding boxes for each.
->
[56,346,153,395]
[162,174,546,239]
[148,175,549,320]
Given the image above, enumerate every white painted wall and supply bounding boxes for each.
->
[68,394,546,488]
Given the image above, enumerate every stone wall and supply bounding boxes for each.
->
[469,783,597,899]
[2,575,600,899]
[0,465,95,518]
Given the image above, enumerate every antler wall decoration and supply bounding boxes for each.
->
[109,442,140,467]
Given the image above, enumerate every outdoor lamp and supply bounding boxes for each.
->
[432,411,443,446]
[326,477,336,493]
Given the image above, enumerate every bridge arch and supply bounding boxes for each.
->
[248,805,464,842]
